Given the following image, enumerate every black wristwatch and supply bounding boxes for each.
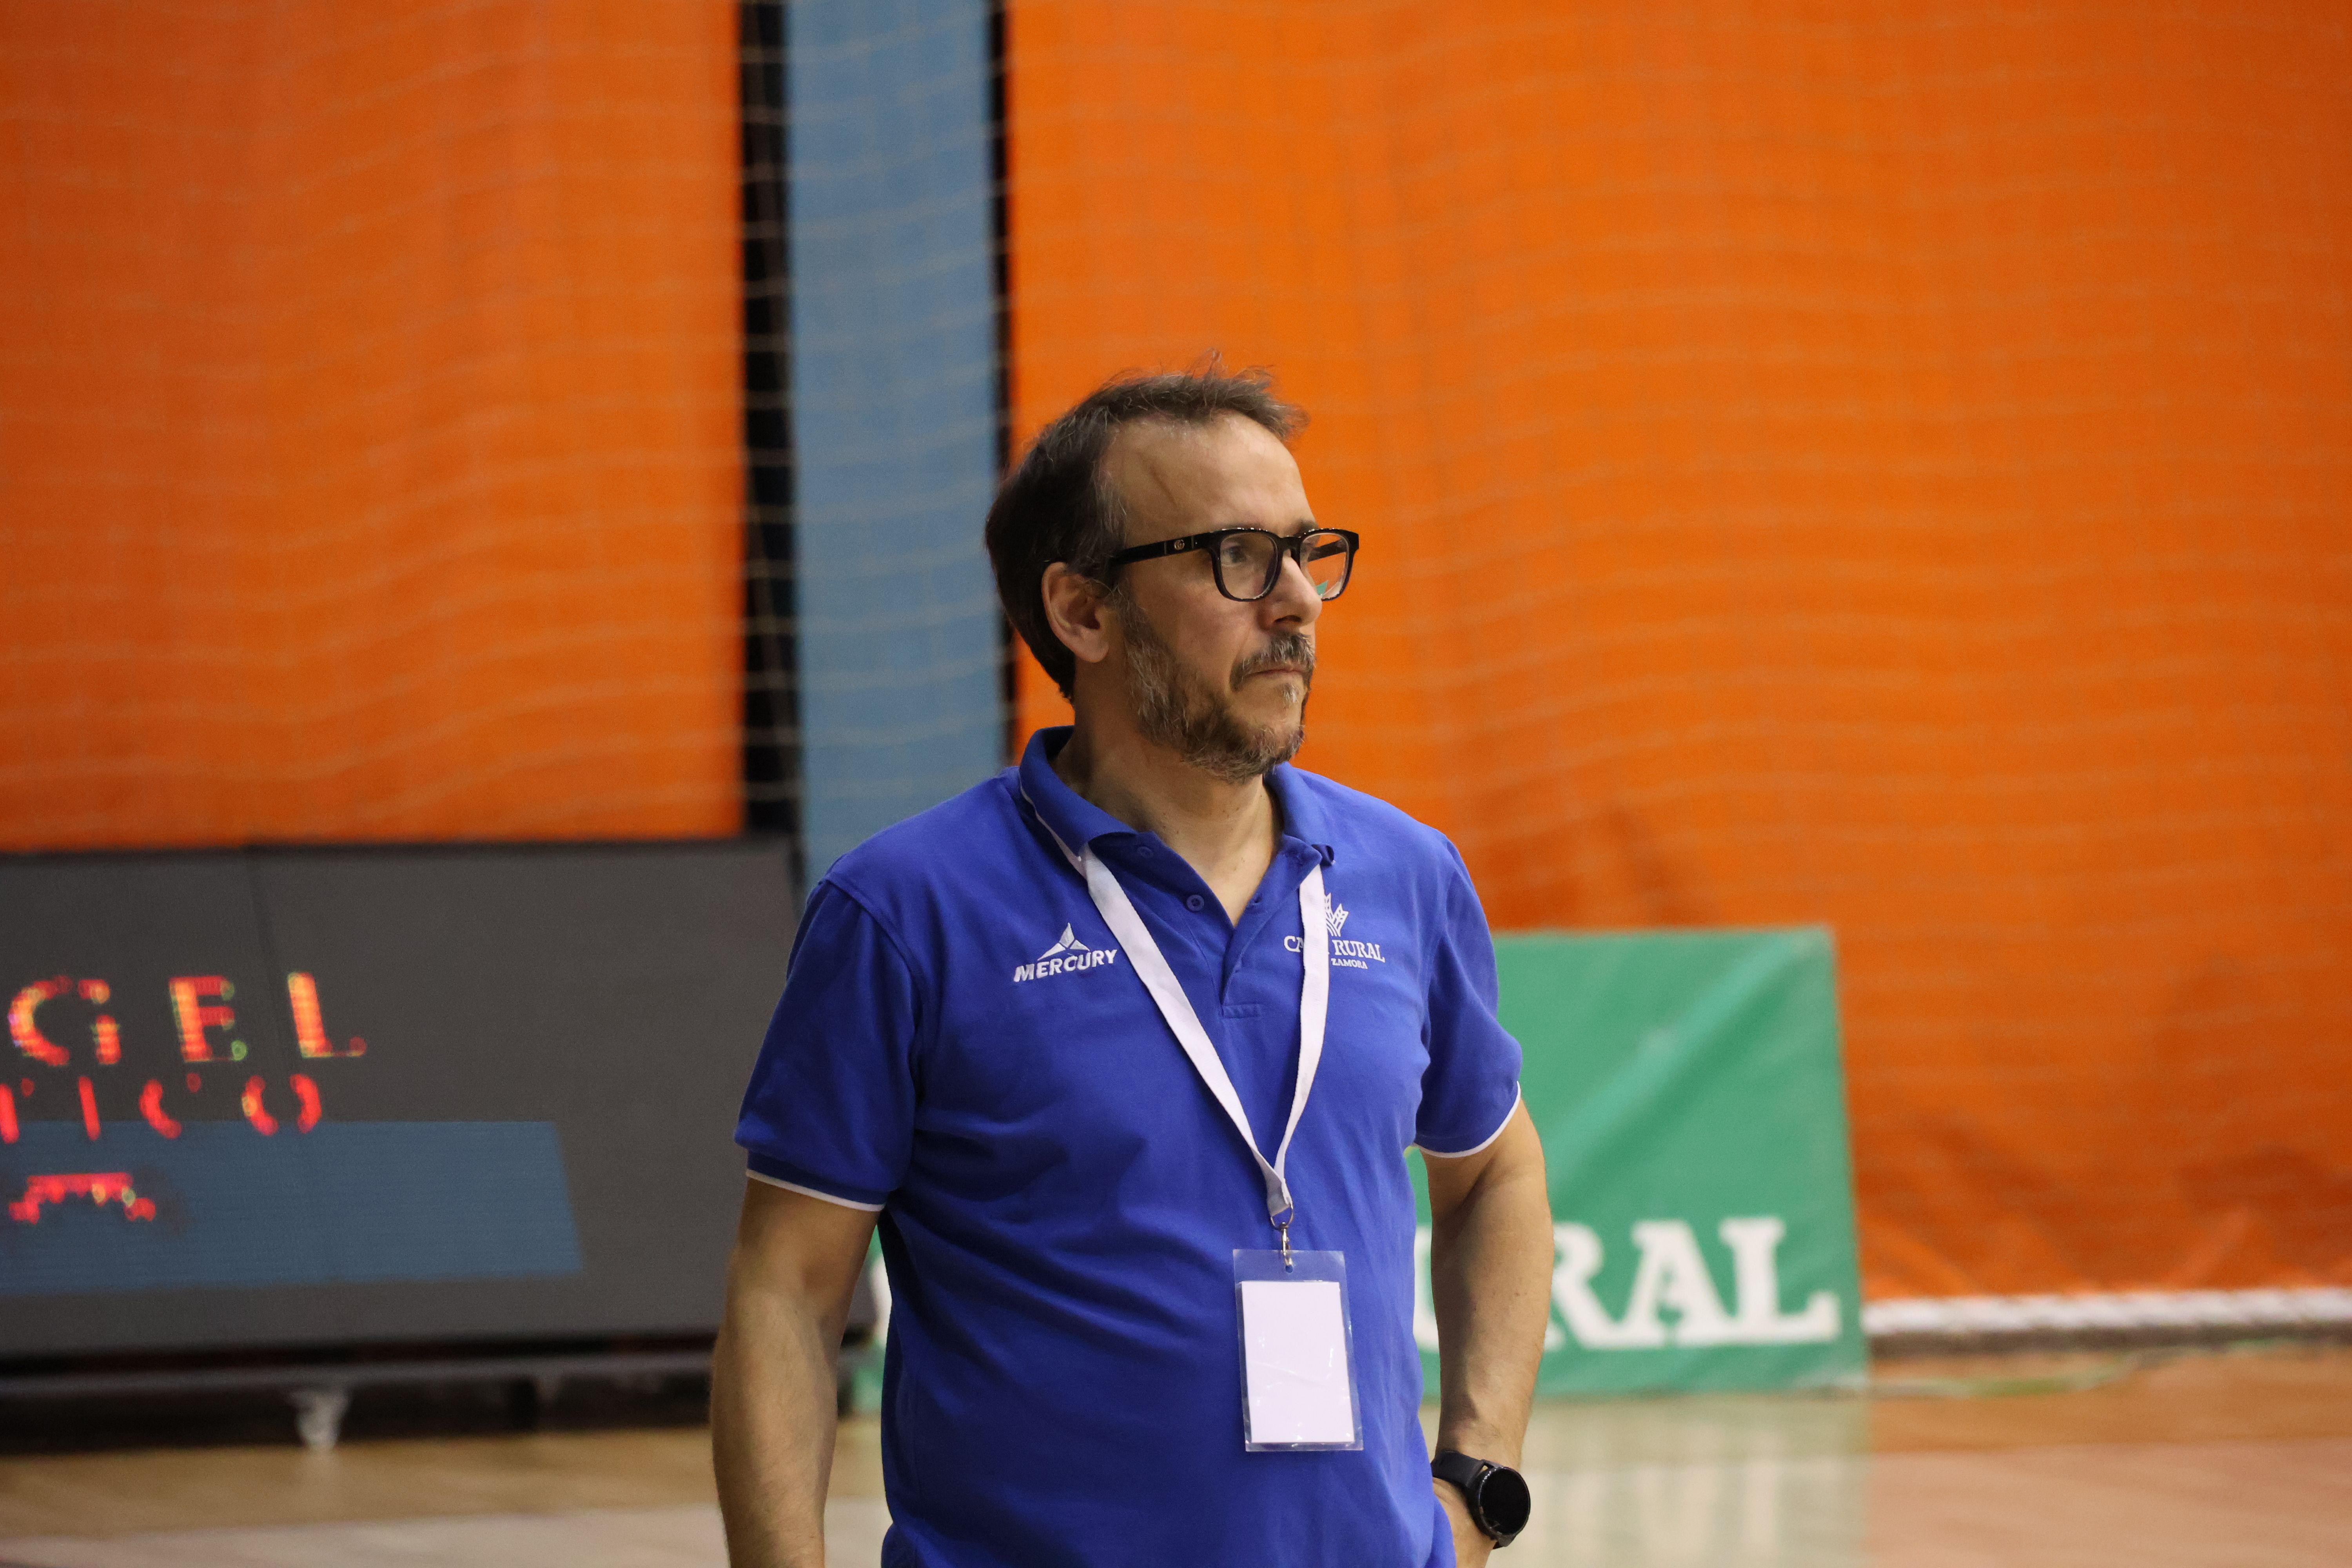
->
[1431,1449,1532,1548]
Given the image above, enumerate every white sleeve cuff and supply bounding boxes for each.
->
[746,1167,886,1212]
[1415,1085,1522,1160]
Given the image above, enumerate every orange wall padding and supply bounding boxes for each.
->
[0,3,742,846]
[1008,4,2352,1298]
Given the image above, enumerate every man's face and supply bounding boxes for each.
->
[1099,414,1324,781]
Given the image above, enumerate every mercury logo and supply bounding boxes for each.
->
[1012,925,1120,984]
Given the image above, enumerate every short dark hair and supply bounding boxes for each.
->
[985,366,1307,700]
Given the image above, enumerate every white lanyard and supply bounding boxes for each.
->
[1034,809,1330,1236]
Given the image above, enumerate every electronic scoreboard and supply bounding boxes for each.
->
[0,844,795,1358]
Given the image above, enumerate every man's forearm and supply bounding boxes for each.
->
[711,1269,845,1568]
[1428,1113,1554,1463]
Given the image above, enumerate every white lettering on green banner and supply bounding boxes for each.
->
[1414,1218,1840,1353]
[1412,927,1867,1396]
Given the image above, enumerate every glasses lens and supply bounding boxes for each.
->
[1214,531,1281,600]
[1298,531,1354,600]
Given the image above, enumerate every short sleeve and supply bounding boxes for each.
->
[734,880,922,1209]
[1414,844,1524,1155]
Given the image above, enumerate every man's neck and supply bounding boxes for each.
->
[1052,722,1276,921]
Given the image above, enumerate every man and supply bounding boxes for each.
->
[714,368,1554,1567]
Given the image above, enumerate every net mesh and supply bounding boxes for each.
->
[0,2,746,848]
[1004,0,2352,1300]
[3,0,2347,1309]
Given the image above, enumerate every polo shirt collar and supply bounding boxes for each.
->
[1264,756,1336,866]
[1016,727,1336,867]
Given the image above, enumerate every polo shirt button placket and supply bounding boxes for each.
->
[1185,894,1205,911]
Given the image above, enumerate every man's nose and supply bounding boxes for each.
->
[1263,552,1325,626]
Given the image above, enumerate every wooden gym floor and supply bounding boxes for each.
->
[2,1340,2347,1566]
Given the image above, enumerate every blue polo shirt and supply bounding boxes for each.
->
[737,727,1522,1568]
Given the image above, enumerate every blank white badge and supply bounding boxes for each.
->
[1239,1278,1357,1445]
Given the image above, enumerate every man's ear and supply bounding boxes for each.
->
[1042,563,1116,671]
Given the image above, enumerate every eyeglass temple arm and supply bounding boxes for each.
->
[1104,535,1202,567]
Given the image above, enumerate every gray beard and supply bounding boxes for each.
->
[1117,588,1312,783]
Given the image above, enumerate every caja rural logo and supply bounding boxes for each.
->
[1284,900,1386,969]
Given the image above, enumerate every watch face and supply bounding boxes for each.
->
[1477,1466,1534,1536]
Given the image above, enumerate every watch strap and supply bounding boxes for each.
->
[1430,1448,1489,1496]
[1432,1448,1499,1543]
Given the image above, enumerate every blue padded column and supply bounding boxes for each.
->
[790,0,1002,880]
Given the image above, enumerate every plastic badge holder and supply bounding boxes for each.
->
[1234,1247,1363,1451]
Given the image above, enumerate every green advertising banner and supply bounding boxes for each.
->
[1414,927,1867,1396]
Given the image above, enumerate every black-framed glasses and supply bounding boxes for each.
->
[1102,527,1361,603]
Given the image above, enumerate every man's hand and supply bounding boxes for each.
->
[1436,1477,1494,1568]
[711,1179,878,1568]
[1423,1100,1552,1561]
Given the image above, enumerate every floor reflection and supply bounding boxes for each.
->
[4,1346,2346,1568]
[1499,1394,1868,1567]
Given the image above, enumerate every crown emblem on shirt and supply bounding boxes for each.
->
[1289,900,1384,966]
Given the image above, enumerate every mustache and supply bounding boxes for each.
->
[1230,634,1316,691]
